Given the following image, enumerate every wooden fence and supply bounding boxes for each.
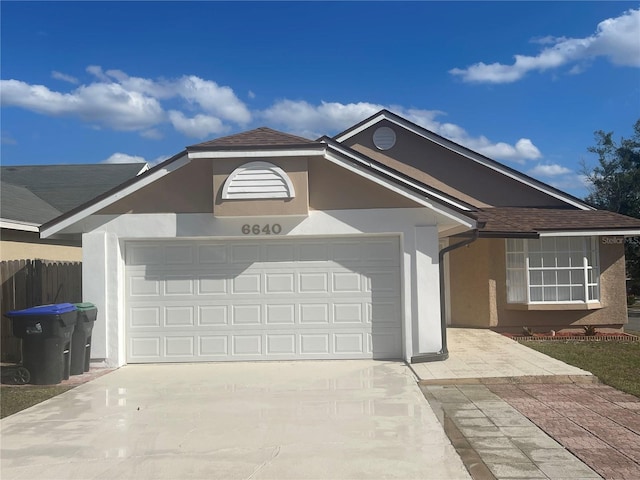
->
[0,260,82,362]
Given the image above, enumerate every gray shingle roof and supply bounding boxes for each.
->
[477,207,640,237]
[188,127,319,150]
[1,163,146,226]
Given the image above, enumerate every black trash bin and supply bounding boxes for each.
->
[70,302,97,375]
[5,303,77,385]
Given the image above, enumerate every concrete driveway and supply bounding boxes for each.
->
[0,361,470,480]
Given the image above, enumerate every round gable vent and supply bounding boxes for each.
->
[372,126,396,150]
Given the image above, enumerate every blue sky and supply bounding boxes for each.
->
[1,1,639,199]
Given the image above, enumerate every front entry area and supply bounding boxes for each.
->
[124,236,402,362]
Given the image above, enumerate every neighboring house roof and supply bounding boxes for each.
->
[477,207,640,238]
[334,109,594,211]
[1,163,148,230]
[0,181,62,226]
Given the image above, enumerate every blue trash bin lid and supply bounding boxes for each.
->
[6,303,77,317]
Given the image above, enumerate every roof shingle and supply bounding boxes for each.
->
[188,127,319,150]
[477,207,640,237]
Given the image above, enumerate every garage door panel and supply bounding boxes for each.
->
[129,276,160,296]
[265,304,295,324]
[165,307,194,326]
[231,244,260,263]
[130,307,161,327]
[333,303,365,324]
[165,276,194,295]
[199,305,228,325]
[232,304,262,325]
[130,337,161,358]
[199,336,228,356]
[265,273,295,294]
[198,276,227,295]
[165,336,194,356]
[127,244,163,265]
[265,243,296,262]
[266,334,296,355]
[165,245,193,264]
[126,237,402,363]
[233,335,262,355]
[198,244,227,264]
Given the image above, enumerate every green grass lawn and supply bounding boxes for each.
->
[525,332,640,398]
[0,385,73,419]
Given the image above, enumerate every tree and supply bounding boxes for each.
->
[583,119,640,294]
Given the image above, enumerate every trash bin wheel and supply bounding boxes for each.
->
[13,367,30,385]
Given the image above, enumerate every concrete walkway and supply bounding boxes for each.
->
[411,328,592,382]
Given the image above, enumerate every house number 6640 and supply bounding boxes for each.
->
[241,224,282,235]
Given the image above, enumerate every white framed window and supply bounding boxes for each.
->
[506,237,600,304]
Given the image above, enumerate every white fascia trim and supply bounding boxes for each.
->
[41,154,191,238]
[323,150,476,229]
[336,112,593,211]
[0,219,40,232]
[188,147,326,159]
[539,230,640,237]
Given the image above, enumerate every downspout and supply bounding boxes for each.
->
[411,227,481,363]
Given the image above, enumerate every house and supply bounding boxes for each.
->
[1,163,148,261]
[40,110,640,367]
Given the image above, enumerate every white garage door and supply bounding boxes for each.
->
[125,237,402,362]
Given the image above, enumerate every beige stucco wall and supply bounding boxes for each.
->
[344,120,571,209]
[449,237,628,332]
[1,230,82,262]
[308,158,420,210]
[98,155,421,217]
[213,157,309,217]
[101,159,214,214]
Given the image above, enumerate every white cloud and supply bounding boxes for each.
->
[260,100,542,163]
[86,65,110,82]
[261,100,386,138]
[51,71,78,84]
[102,152,147,164]
[527,163,572,177]
[175,76,251,124]
[168,111,228,138]
[102,152,169,166]
[472,139,542,164]
[525,163,589,196]
[1,68,250,136]
[2,67,542,163]
[0,79,165,131]
[450,8,640,83]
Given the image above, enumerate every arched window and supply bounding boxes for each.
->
[222,161,296,200]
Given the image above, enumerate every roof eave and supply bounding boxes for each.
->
[187,144,327,159]
[0,218,40,232]
[538,229,640,237]
[187,142,323,153]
